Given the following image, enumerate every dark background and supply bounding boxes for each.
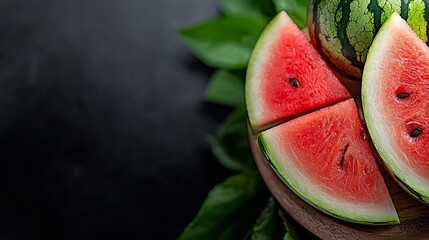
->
[0,0,231,239]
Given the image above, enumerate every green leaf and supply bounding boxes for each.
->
[178,171,269,240]
[208,108,254,171]
[178,16,268,69]
[279,209,299,240]
[220,0,277,18]
[284,233,295,240]
[251,198,285,240]
[272,0,308,29]
[205,70,245,108]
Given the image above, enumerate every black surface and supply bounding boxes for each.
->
[0,1,230,239]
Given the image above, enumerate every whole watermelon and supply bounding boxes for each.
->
[308,0,429,79]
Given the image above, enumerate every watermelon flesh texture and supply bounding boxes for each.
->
[259,99,399,224]
[246,11,350,133]
[362,13,429,203]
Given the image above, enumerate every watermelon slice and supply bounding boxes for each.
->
[245,11,350,133]
[246,11,399,225]
[259,99,399,224]
[362,13,429,204]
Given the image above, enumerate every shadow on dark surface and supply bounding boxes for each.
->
[0,0,232,239]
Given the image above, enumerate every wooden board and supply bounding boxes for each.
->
[249,130,429,239]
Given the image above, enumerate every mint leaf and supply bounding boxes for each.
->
[272,0,308,29]
[178,16,268,69]
[220,0,276,18]
[205,70,245,108]
[178,171,268,240]
[208,108,254,171]
[251,197,285,240]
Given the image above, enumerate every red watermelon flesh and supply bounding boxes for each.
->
[246,11,350,132]
[362,13,429,203]
[259,99,398,224]
[378,29,429,179]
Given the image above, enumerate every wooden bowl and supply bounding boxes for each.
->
[249,130,429,239]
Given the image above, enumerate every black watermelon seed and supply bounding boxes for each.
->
[397,92,410,99]
[410,128,423,138]
[339,143,349,168]
[289,78,299,87]
[360,130,366,139]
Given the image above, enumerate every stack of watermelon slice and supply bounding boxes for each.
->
[247,10,429,225]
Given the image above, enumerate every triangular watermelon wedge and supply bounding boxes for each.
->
[246,11,400,225]
[362,13,429,204]
[259,99,399,225]
[246,11,350,133]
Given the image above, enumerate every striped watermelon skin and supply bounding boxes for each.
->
[308,0,429,79]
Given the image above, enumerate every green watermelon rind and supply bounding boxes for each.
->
[246,11,288,133]
[362,13,429,204]
[309,0,429,79]
[258,130,400,225]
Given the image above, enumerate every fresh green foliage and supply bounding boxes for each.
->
[205,70,245,108]
[178,16,268,69]
[273,0,308,29]
[279,209,299,240]
[220,0,277,17]
[178,0,312,238]
[178,171,269,240]
[251,198,289,240]
[208,108,253,171]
